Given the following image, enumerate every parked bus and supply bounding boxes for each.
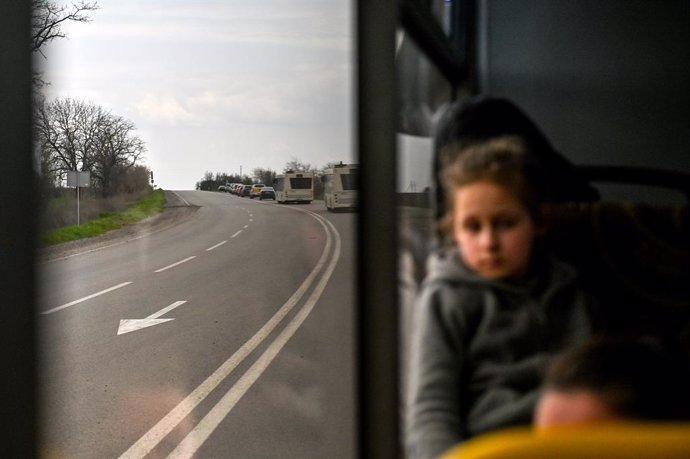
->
[273,170,314,204]
[322,163,358,211]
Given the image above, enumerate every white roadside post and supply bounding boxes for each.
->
[66,171,90,225]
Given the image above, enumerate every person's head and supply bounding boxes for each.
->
[535,336,690,429]
[440,136,552,280]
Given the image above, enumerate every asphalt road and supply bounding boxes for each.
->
[38,190,356,458]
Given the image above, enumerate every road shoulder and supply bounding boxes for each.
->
[39,191,199,262]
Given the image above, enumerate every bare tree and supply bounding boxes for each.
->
[90,114,146,197]
[34,97,95,181]
[196,171,223,191]
[252,168,276,185]
[283,158,312,173]
[32,0,99,86]
[34,97,146,196]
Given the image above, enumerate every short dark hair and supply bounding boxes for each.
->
[543,336,690,421]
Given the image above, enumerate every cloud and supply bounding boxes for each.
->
[68,0,351,51]
[135,94,195,126]
[134,59,350,129]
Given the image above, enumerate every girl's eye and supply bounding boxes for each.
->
[462,220,481,233]
[494,218,516,229]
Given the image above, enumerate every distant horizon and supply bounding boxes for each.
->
[40,0,354,191]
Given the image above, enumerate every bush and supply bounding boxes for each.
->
[39,186,153,232]
[40,189,165,246]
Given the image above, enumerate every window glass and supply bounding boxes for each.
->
[36,1,355,457]
[340,173,357,191]
[396,4,463,449]
[290,177,313,189]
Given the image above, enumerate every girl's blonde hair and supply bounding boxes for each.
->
[438,135,552,243]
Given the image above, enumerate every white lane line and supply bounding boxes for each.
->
[249,219,254,222]
[231,230,242,238]
[243,225,249,229]
[42,281,133,315]
[154,256,196,273]
[119,211,335,459]
[168,213,341,458]
[205,241,227,252]
[172,191,191,207]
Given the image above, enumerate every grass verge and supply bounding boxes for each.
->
[40,189,167,246]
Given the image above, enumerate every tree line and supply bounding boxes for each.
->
[32,1,151,199]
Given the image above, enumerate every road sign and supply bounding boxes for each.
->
[66,171,90,225]
[66,171,90,187]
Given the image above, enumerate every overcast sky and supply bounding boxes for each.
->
[41,0,354,190]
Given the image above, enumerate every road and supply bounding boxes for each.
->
[38,190,356,458]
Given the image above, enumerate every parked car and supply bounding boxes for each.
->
[259,186,276,200]
[250,183,265,198]
[241,184,252,197]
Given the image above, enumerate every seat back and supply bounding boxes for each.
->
[441,423,690,459]
[547,202,690,342]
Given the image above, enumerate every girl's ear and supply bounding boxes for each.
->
[535,203,554,236]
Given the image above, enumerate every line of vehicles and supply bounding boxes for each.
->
[219,183,272,199]
[217,164,359,211]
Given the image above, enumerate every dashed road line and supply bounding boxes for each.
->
[154,256,196,273]
[206,241,227,252]
[42,281,133,315]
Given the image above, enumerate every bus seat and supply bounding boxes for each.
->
[440,423,690,459]
[547,202,690,343]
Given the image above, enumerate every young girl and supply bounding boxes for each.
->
[405,135,595,459]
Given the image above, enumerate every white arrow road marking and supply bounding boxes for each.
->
[117,301,187,335]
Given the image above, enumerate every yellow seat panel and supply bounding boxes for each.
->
[441,423,690,459]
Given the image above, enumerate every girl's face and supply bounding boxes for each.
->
[452,180,538,280]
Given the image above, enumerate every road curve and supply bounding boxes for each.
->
[39,190,356,458]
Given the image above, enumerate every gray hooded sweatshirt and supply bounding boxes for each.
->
[405,247,594,459]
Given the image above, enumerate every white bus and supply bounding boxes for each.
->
[273,170,313,204]
[322,163,357,211]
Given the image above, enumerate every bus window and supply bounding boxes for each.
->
[33,1,356,458]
